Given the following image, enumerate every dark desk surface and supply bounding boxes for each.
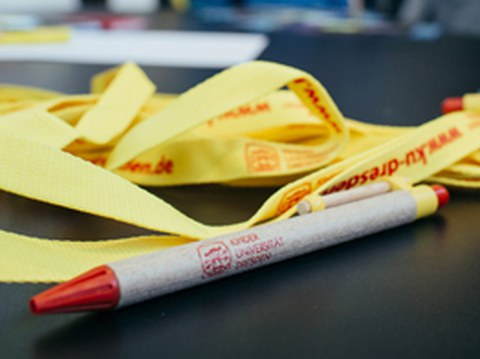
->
[1,20,480,359]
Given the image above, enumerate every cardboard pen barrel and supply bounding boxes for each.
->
[110,187,438,308]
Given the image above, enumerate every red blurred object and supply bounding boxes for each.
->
[58,14,148,30]
[441,97,463,114]
[431,184,450,208]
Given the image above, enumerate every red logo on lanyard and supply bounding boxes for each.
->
[245,143,281,173]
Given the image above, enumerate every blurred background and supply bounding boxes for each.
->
[0,0,479,38]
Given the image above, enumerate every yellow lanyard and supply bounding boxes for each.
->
[0,61,479,282]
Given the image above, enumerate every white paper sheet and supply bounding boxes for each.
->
[0,30,269,68]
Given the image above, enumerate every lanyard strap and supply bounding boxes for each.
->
[0,61,479,282]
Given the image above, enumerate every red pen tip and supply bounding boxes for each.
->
[441,97,463,114]
[431,185,449,208]
[30,265,120,314]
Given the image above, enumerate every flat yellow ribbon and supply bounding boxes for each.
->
[0,61,479,282]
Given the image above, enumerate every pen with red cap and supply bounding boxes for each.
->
[442,93,480,114]
[30,184,449,314]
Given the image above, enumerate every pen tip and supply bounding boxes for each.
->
[30,265,120,314]
[431,185,449,208]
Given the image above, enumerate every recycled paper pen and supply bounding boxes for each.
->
[30,184,449,314]
[442,93,480,114]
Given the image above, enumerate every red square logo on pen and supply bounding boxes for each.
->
[197,242,232,278]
